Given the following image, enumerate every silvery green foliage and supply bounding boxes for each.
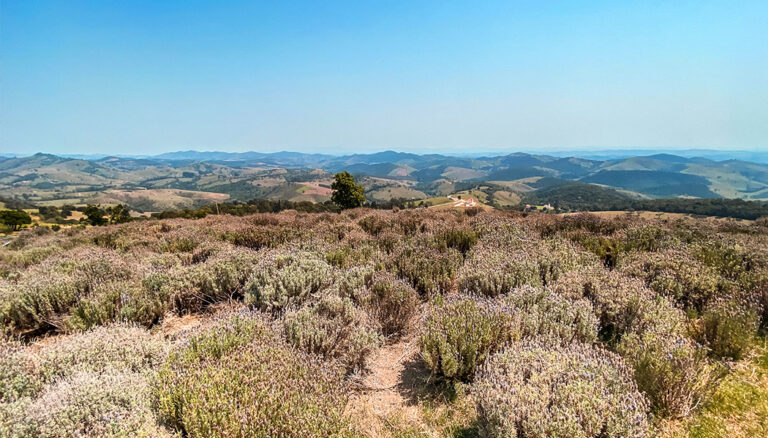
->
[0,338,40,404]
[283,293,382,372]
[245,252,334,311]
[617,327,722,418]
[143,247,261,314]
[420,289,597,381]
[553,269,686,343]
[335,264,375,302]
[474,342,650,438]
[2,208,768,433]
[0,245,60,270]
[1,324,173,438]
[390,243,463,295]
[553,268,720,418]
[458,237,598,297]
[0,247,139,333]
[420,296,507,381]
[0,397,32,438]
[22,370,175,438]
[618,248,722,311]
[154,312,354,437]
[186,248,259,298]
[537,237,601,285]
[34,324,169,382]
[500,286,598,345]
[458,250,541,296]
[699,296,760,360]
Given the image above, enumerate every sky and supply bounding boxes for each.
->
[1,0,767,156]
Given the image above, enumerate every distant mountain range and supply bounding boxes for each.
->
[5,148,768,163]
[545,149,768,163]
[2,150,768,211]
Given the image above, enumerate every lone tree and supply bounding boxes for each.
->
[331,171,366,210]
[0,210,32,231]
[83,204,107,226]
[107,204,132,224]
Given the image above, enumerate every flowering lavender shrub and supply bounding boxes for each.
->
[1,324,173,437]
[553,269,686,344]
[0,398,32,438]
[35,324,170,383]
[624,224,678,252]
[23,370,174,438]
[140,247,258,314]
[334,263,375,302]
[364,271,419,338]
[617,330,723,418]
[698,297,760,360]
[420,296,509,381]
[434,228,479,256]
[619,249,722,312]
[390,244,462,295]
[1,208,768,433]
[0,246,60,269]
[500,286,598,345]
[223,225,303,250]
[325,243,377,268]
[244,252,334,311]
[283,293,382,372]
[695,242,753,280]
[157,235,200,254]
[536,212,625,238]
[154,313,353,437]
[0,337,41,403]
[64,283,151,331]
[474,342,650,438]
[0,248,140,333]
[459,238,596,296]
[552,267,721,418]
[421,288,600,382]
[391,212,425,236]
[537,238,599,285]
[458,250,541,296]
[180,248,260,309]
[0,272,78,333]
[358,215,390,236]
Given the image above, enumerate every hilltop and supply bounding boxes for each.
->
[2,209,768,436]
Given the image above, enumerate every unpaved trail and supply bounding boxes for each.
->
[159,313,203,337]
[347,333,431,437]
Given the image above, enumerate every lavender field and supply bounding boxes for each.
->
[1,209,767,437]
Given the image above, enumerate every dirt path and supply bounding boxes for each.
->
[347,333,430,437]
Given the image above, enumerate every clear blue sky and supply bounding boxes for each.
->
[1,0,766,156]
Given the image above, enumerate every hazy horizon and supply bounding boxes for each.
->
[4,147,768,163]
[2,1,767,156]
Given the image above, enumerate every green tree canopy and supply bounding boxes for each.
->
[83,204,107,226]
[0,210,32,231]
[107,204,132,224]
[331,171,366,210]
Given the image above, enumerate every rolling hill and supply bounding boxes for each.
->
[2,150,768,211]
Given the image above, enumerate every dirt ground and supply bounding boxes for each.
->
[347,333,432,436]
